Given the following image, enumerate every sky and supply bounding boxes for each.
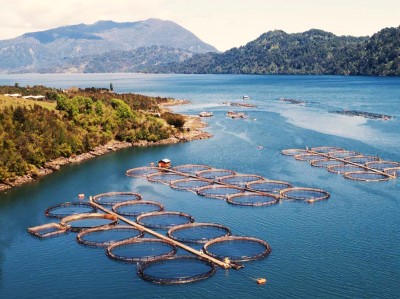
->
[0,0,399,51]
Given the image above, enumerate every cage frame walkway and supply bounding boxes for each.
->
[88,197,238,270]
[305,149,397,180]
[126,164,330,203]
[161,168,281,199]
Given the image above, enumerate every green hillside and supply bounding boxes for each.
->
[160,26,400,76]
[0,86,178,183]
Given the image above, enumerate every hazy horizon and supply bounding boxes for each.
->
[0,0,399,51]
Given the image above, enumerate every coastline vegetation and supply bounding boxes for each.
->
[0,85,181,183]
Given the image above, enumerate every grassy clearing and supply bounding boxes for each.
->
[0,95,56,111]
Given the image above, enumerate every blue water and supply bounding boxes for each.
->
[0,74,399,298]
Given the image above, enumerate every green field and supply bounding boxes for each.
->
[0,95,56,111]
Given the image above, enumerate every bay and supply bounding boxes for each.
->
[0,74,399,298]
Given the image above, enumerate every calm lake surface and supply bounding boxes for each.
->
[0,74,399,298]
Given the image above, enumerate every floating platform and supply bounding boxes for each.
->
[279,98,306,105]
[28,223,68,238]
[226,111,246,119]
[199,111,213,117]
[223,102,257,108]
[330,110,394,120]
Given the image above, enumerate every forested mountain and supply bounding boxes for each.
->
[59,46,195,73]
[158,27,400,76]
[0,19,217,73]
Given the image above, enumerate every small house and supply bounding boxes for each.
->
[22,95,46,100]
[158,159,171,168]
[5,93,22,98]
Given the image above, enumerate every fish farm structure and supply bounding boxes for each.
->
[27,160,336,285]
[330,110,394,120]
[282,146,399,182]
[28,190,272,284]
[126,164,330,204]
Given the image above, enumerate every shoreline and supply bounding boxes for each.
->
[0,113,212,193]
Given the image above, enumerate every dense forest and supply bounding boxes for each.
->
[0,86,182,183]
[157,27,400,76]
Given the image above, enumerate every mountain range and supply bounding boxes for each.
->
[0,19,217,73]
[0,19,399,75]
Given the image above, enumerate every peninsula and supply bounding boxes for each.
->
[0,85,211,192]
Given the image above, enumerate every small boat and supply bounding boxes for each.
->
[243,95,250,100]
[199,111,213,117]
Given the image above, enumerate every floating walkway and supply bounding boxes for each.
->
[88,198,234,270]
[126,164,330,204]
[282,146,399,182]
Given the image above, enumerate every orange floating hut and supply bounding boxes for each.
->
[158,158,171,168]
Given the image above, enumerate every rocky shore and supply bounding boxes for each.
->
[0,114,211,193]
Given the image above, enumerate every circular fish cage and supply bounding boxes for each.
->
[218,174,265,187]
[365,161,400,170]
[203,236,271,262]
[60,213,118,232]
[167,223,231,244]
[76,225,144,247]
[384,167,400,177]
[343,171,390,182]
[170,178,213,192]
[196,169,237,180]
[294,153,327,162]
[310,159,345,168]
[147,172,188,185]
[196,185,244,199]
[327,150,361,158]
[112,200,164,217]
[327,164,366,174]
[247,180,292,194]
[227,193,279,207]
[280,187,330,203]
[92,192,142,206]
[345,155,381,164]
[107,238,177,263]
[172,164,212,174]
[45,202,97,219]
[281,149,308,156]
[136,211,195,229]
[126,167,161,178]
[311,146,344,153]
[137,255,216,285]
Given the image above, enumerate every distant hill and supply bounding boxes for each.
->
[1,21,399,75]
[158,27,400,76]
[0,19,217,73]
